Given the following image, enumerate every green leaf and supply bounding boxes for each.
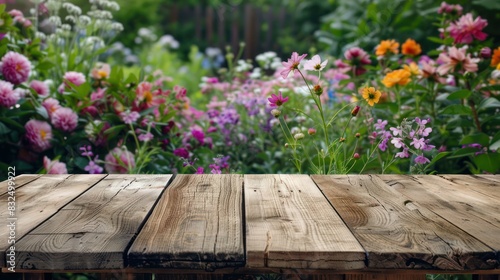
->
[427,36,444,44]
[448,147,479,159]
[473,153,500,173]
[0,121,11,135]
[440,104,472,115]
[0,117,24,131]
[74,157,89,170]
[478,98,500,111]
[35,60,55,71]
[447,89,471,100]
[427,152,450,167]
[36,106,49,119]
[460,133,490,147]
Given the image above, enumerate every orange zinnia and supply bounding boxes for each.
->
[382,69,412,88]
[401,39,422,56]
[491,47,500,68]
[375,39,399,56]
[361,87,382,106]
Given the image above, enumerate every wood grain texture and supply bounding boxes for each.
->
[0,174,41,195]
[312,175,496,270]
[437,175,500,200]
[245,174,365,270]
[345,275,425,280]
[15,174,171,270]
[1,174,105,268]
[128,174,244,270]
[380,174,500,256]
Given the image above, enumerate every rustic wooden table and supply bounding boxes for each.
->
[1,174,499,280]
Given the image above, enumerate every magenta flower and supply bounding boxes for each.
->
[120,111,141,124]
[447,13,487,44]
[0,51,31,85]
[438,2,463,15]
[80,145,94,157]
[192,129,205,144]
[415,155,430,165]
[303,55,328,72]
[268,91,289,107]
[195,167,204,174]
[30,80,49,97]
[104,147,136,173]
[173,147,189,159]
[42,98,61,117]
[91,88,106,101]
[0,80,20,107]
[344,47,371,75]
[24,119,52,152]
[280,52,307,79]
[43,156,68,174]
[51,107,78,132]
[437,47,479,75]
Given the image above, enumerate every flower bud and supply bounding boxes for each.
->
[308,128,316,135]
[285,143,289,148]
[294,133,305,140]
[271,109,281,118]
[480,47,491,59]
[339,137,345,142]
[353,153,360,159]
[313,84,323,96]
[351,105,360,116]
[355,132,361,138]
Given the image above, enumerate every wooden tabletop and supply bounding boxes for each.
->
[1,174,499,274]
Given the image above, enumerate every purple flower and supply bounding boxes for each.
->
[120,111,141,124]
[395,148,410,158]
[192,129,205,144]
[391,137,405,149]
[411,137,426,150]
[138,132,154,142]
[390,126,403,137]
[195,167,204,174]
[173,147,189,159]
[80,145,94,157]
[374,119,388,131]
[85,159,103,174]
[415,155,430,164]
[209,164,221,174]
[379,138,389,151]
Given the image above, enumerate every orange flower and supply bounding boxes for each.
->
[403,62,421,76]
[401,39,422,56]
[382,69,411,88]
[361,87,382,106]
[375,40,399,56]
[491,47,500,68]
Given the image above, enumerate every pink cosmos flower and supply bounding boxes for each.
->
[42,98,61,117]
[303,55,328,72]
[0,80,20,107]
[120,111,140,124]
[0,51,31,85]
[280,52,307,79]
[30,80,49,97]
[59,71,86,92]
[24,119,52,152]
[104,147,136,173]
[447,13,488,44]
[268,91,289,107]
[51,107,78,132]
[43,156,68,174]
[437,47,479,75]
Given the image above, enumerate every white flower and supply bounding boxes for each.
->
[303,54,328,71]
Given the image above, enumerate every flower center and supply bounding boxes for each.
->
[292,62,299,70]
[145,91,153,103]
[314,64,321,70]
[369,93,375,99]
[15,63,22,72]
[40,130,47,140]
[276,100,283,106]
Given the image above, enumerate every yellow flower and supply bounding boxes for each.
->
[491,47,500,68]
[375,39,399,56]
[403,62,421,76]
[401,39,422,56]
[382,69,412,88]
[361,87,382,106]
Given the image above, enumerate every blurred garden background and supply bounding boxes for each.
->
[1,0,500,180]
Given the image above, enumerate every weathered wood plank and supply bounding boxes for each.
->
[245,174,365,270]
[380,174,500,256]
[345,275,425,280]
[312,175,496,270]
[1,174,105,268]
[437,175,500,200]
[15,174,171,270]
[0,174,41,195]
[128,174,244,270]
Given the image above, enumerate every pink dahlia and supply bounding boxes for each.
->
[51,107,78,132]
[437,46,479,75]
[0,51,31,85]
[0,80,20,107]
[104,147,136,173]
[43,156,68,174]
[42,98,61,117]
[59,71,86,92]
[344,47,371,75]
[447,13,488,44]
[24,119,52,152]
[280,52,307,79]
[30,80,49,97]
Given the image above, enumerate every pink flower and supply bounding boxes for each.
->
[414,155,430,165]
[268,91,289,107]
[437,47,479,75]
[91,88,106,101]
[90,63,110,80]
[303,55,328,71]
[344,47,371,75]
[0,51,31,85]
[30,80,49,97]
[120,111,140,124]
[447,13,488,44]
[192,129,205,144]
[438,2,462,15]
[51,107,78,132]
[84,159,103,174]
[0,80,20,107]
[24,119,52,152]
[280,52,307,79]
[395,148,410,158]
[391,137,405,149]
[195,167,204,174]
[173,147,189,159]
[411,137,426,150]
[43,156,68,174]
[138,132,154,142]
[42,98,61,117]
[104,147,136,173]
[59,71,85,92]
